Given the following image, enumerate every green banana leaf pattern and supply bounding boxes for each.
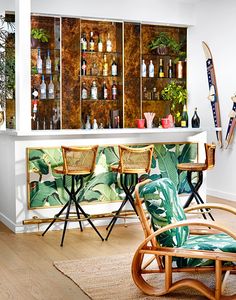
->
[142,178,236,268]
[27,143,197,209]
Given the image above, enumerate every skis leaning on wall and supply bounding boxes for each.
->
[225,95,236,148]
[202,41,223,148]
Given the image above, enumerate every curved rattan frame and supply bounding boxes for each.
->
[132,179,236,300]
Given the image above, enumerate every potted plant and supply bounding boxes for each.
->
[148,32,186,62]
[161,81,187,126]
[31,28,50,48]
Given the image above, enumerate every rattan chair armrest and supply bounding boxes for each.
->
[136,219,236,251]
[184,203,236,215]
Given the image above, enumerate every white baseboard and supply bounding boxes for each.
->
[0,212,16,232]
[0,212,139,233]
[207,188,236,202]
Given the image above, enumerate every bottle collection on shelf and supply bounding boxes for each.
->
[81,80,117,100]
[35,48,60,101]
[81,31,113,53]
[141,58,174,78]
[81,53,118,77]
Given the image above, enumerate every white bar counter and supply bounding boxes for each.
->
[0,128,206,233]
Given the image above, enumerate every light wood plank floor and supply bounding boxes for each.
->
[0,196,235,300]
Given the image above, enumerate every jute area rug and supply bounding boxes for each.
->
[54,253,235,300]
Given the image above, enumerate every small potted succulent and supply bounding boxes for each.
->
[161,81,187,126]
[31,28,50,48]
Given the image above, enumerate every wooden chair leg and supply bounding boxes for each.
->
[215,260,222,300]
[165,255,172,291]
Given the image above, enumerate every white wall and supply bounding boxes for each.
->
[188,0,236,201]
[31,0,195,26]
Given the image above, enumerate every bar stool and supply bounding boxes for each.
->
[42,145,104,246]
[105,144,154,240]
[177,143,216,221]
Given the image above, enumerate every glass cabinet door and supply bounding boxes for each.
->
[31,15,61,130]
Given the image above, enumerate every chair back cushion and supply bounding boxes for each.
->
[119,144,154,174]
[62,145,98,175]
[141,178,189,247]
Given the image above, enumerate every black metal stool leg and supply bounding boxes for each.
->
[60,198,72,247]
[105,197,129,240]
[105,173,138,240]
[185,171,214,221]
[106,195,128,230]
[42,200,70,236]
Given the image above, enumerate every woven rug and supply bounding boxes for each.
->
[54,253,235,300]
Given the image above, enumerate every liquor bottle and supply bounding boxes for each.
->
[40,75,46,100]
[106,33,112,52]
[181,104,188,128]
[81,54,87,75]
[81,32,87,52]
[141,60,146,77]
[48,75,55,99]
[158,58,164,78]
[98,35,103,52]
[168,59,173,79]
[91,80,98,100]
[191,107,200,128]
[32,86,39,100]
[31,99,38,130]
[46,50,51,74]
[143,86,151,100]
[112,81,117,100]
[103,54,108,76]
[111,57,118,76]
[81,82,88,100]
[102,81,108,100]
[152,87,158,100]
[149,60,154,77]
[89,31,95,52]
[36,48,42,74]
[91,63,98,76]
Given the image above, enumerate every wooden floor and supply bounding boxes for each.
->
[0,196,236,300]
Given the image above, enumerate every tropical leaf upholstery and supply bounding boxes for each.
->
[141,178,236,267]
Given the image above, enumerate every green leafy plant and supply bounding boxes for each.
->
[148,32,186,62]
[161,81,187,124]
[31,28,50,43]
[0,15,15,108]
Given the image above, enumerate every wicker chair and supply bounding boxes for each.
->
[42,145,104,246]
[105,144,154,240]
[177,143,216,220]
[132,177,236,299]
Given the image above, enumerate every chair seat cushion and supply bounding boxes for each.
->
[177,162,207,171]
[177,233,236,267]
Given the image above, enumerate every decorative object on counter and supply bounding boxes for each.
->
[85,115,91,129]
[180,104,188,128]
[31,28,50,48]
[144,112,155,128]
[161,117,170,129]
[225,95,236,148]
[99,122,104,129]
[191,107,200,128]
[136,119,145,129]
[166,114,174,128]
[161,81,187,126]
[93,119,98,129]
[202,41,222,148]
[110,109,119,128]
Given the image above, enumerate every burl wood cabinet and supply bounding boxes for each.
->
[31,15,187,130]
